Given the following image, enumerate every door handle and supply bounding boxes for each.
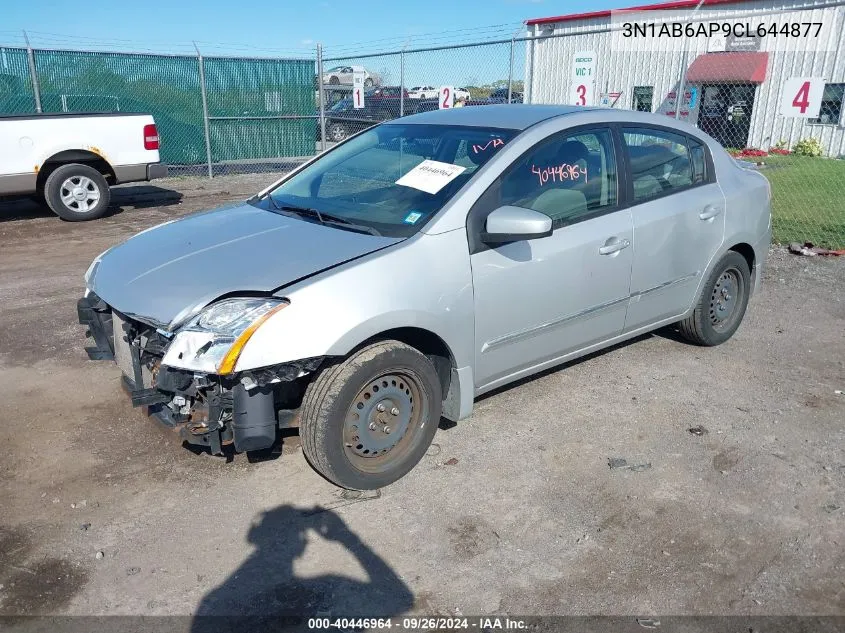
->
[599,238,631,255]
[699,205,723,221]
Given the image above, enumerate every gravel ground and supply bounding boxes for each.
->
[0,174,843,623]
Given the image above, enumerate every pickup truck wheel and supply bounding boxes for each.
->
[678,251,750,346]
[44,163,111,221]
[300,341,442,490]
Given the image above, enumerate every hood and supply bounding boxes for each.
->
[90,201,402,329]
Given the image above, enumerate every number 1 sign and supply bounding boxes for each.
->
[779,77,824,118]
[352,70,366,110]
[439,86,454,109]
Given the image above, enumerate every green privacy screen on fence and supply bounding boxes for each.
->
[0,48,314,165]
[0,47,36,114]
[203,56,314,161]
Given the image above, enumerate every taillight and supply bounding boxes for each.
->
[143,124,159,150]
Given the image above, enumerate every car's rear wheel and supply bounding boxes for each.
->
[44,163,111,221]
[364,77,374,88]
[329,76,340,85]
[328,122,348,142]
[678,251,751,346]
[300,341,442,490]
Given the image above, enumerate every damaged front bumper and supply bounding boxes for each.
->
[78,292,324,454]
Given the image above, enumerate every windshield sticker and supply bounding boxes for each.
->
[403,211,424,224]
[471,138,505,154]
[395,160,467,195]
[531,163,588,187]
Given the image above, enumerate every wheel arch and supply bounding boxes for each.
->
[346,326,457,403]
[37,149,116,190]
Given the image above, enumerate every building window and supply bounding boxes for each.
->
[632,86,653,112]
[809,83,844,125]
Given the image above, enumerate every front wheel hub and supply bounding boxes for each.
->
[343,373,419,460]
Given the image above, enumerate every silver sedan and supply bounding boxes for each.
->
[79,105,771,489]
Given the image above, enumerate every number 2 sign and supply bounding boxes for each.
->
[439,86,454,109]
[780,77,824,118]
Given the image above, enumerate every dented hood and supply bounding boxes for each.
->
[89,201,402,329]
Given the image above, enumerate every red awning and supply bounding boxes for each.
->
[686,52,769,83]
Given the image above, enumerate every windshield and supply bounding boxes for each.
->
[262,123,516,238]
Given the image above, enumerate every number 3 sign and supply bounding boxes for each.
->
[780,77,825,118]
[439,86,454,109]
[571,82,594,107]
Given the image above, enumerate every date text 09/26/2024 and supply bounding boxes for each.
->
[307,617,528,630]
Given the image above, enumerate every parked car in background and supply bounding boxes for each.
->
[80,105,770,490]
[486,88,523,103]
[0,112,166,221]
[455,87,472,101]
[317,98,397,142]
[368,86,409,100]
[321,65,381,87]
[408,86,438,99]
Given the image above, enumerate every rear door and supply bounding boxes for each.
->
[621,126,725,331]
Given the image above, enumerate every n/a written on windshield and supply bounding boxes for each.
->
[395,160,466,195]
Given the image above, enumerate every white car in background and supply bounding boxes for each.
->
[408,86,438,99]
[455,87,472,101]
[321,65,380,87]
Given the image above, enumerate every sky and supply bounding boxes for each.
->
[0,0,634,56]
[1,0,639,87]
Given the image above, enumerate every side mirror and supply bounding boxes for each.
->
[480,206,553,244]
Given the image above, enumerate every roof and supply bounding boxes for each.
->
[686,51,769,83]
[396,104,601,130]
[527,0,752,26]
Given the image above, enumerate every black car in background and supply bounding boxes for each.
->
[316,92,423,142]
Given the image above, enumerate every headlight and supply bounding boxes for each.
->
[161,298,289,375]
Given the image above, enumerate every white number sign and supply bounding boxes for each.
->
[779,77,825,118]
[439,86,454,109]
[570,51,596,107]
[352,70,366,109]
[571,82,594,107]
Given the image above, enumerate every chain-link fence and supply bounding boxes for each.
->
[2,1,844,246]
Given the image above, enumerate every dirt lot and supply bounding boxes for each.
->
[0,174,843,622]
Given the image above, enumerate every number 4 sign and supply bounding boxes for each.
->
[439,86,454,109]
[780,77,825,118]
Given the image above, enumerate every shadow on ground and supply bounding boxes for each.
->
[0,185,183,223]
[190,504,413,632]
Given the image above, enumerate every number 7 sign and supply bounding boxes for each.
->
[780,77,824,118]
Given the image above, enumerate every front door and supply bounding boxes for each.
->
[620,126,726,331]
[698,83,756,148]
[469,127,634,391]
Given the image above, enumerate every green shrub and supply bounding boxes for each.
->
[792,137,824,157]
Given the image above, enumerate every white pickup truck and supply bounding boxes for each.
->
[0,112,167,221]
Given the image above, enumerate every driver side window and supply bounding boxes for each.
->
[497,128,618,228]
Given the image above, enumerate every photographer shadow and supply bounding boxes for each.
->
[191,504,413,632]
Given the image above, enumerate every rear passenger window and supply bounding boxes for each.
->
[496,129,618,228]
[689,138,707,184]
[623,128,695,202]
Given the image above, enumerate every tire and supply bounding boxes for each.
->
[364,77,374,88]
[329,76,340,85]
[678,251,751,346]
[44,163,111,221]
[300,341,443,490]
[328,122,348,142]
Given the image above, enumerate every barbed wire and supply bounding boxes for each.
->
[0,21,528,59]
